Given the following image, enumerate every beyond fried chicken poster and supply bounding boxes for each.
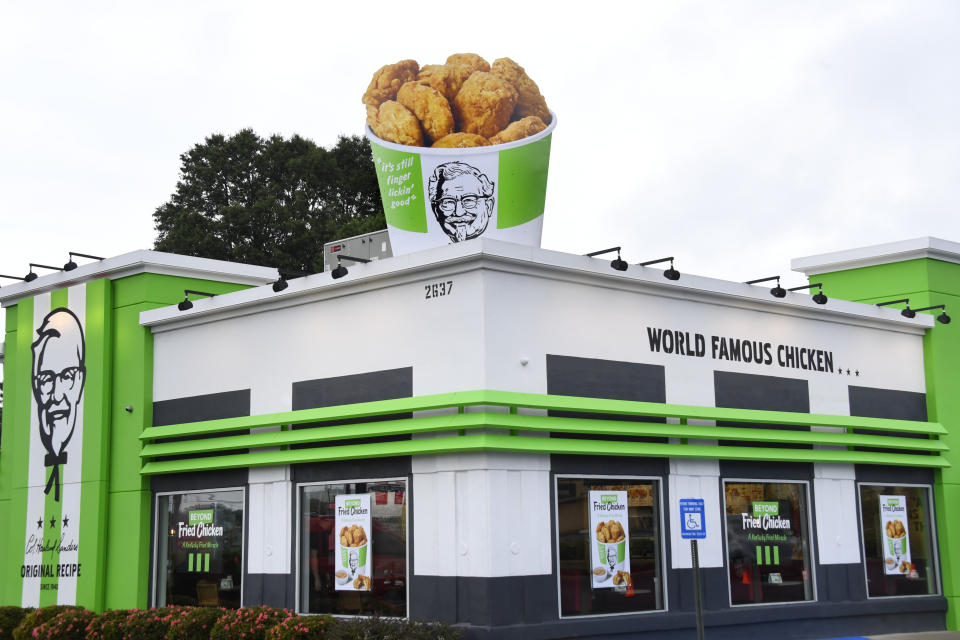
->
[335,494,372,591]
[880,495,912,576]
[589,490,631,590]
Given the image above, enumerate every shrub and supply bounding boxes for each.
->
[12,606,82,640]
[33,609,96,640]
[118,608,182,640]
[85,609,131,640]
[0,608,32,640]
[209,608,293,640]
[264,616,335,640]
[328,617,461,640]
[166,607,229,640]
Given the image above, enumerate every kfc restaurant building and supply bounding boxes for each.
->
[1,236,959,640]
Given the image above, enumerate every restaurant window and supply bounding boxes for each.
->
[155,489,244,608]
[724,481,814,605]
[858,484,939,597]
[556,476,664,617]
[299,479,407,616]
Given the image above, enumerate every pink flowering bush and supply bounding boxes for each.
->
[264,616,335,640]
[12,607,82,640]
[209,607,293,640]
[31,609,95,640]
[85,609,131,640]
[165,606,229,640]
[117,607,183,640]
[0,607,33,640]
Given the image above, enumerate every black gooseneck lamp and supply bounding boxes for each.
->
[585,247,628,272]
[788,282,828,305]
[331,255,371,280]
[64,252,105,271]
[639,256,680,281]
[746,275,786,298]
[272,269,312,293]
[913,304,951,325]
[178,289,216,311]
[876,298,915,318]
[24,263,64,282]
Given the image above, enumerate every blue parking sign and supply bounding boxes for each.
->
[680,499,706,539]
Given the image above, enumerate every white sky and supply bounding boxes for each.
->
[1,0,959,345]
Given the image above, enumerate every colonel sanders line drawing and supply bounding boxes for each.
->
[31,308,85,502]
[428,161,495,243]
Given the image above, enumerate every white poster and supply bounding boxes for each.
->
[880,495,911,575]
[588,490,631,589]
[335,494,372,591]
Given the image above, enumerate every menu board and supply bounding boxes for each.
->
[588,490,631,590]
[335,494,372,591]
[880,495,911,575]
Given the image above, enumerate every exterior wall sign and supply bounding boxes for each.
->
[646,326,841,374]
[19,288,91,607]
[589,490,631,590]
[880,495,912,575]
[335,494,372,591]
[680,499,706,540]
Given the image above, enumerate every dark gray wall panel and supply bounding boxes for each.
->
[244,573,294,609]
[714,371,809,413]
[153,389,251,425]
[546,354,666,402]
[849,385,927,421]
[292,367,413,409]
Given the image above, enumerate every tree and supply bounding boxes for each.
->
[153,130,385,273]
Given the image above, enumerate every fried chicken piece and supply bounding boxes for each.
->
[431,132,490,148]
[397,81,454,144]
[491,57,550,123]
[452,72,518,138]
[368,101,424,147]
[489,116,547,144]
[446,53,490,74]
[418,64,474,101]
[362,59,419,108]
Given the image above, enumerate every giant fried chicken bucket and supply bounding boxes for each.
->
[363,54,556,255]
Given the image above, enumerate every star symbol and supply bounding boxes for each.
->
[855,370,860,377]
[63,516,69,528]
[37,518,43,530]
[846,369,851,375]
[838,367,844,376]
[49,516,56,528]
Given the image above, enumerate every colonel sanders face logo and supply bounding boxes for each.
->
[31,308,85,502]
[428,161,495,243]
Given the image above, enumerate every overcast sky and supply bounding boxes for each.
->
[1,1,959,342]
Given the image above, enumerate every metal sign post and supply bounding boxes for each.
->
[680,498,707,640]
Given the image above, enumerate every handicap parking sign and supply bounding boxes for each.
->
[680,499,706,540]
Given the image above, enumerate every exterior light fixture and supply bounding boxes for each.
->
[24,263,63,282]
[876,298,915,318]
[64,252,104,271]
[639,256,680,281]
[746,276,785,298]
[272,269,311,292]
[178,289,216,311]
[788,282,828,305]
[331,255,371,280]
[913,304,951,325]
[272,276,288,292]
[585,247,628,272]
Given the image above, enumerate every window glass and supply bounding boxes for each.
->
[156,489,244,608]
[724,481,813,605]
[300,480,407,616]
[556,477,664,616]
[859,485,938,597]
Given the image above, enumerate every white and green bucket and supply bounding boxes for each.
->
[365,112,556,255]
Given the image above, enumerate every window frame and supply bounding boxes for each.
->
[856,481,942,599]
[151,486,247,609]
[294,476,410,618]
[721,478,818,608]
[553,473,669,620]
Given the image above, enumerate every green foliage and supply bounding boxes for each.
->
[85,609,131,640]
[33,609,95,640]
[12,607,81,640]
[153,130,385,274]
[165,607,229,640]
[116,608,183,640]
[327,617,462,640]
[264,616,335,640]
[208,607,293,640]
[0,607,32,640]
